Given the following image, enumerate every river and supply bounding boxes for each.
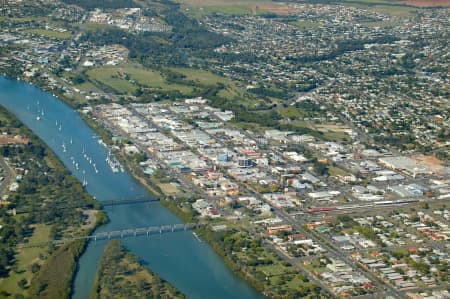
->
[0,76,265,299]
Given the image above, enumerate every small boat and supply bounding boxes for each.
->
[36,116,41,121]
[193,232,203,243]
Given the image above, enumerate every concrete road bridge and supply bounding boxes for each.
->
[19,222,200,248]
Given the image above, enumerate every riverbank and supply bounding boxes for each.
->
[79,110,165,198]
[75,108,278,297]
[1,75,268,299]
[90,240,186,299]
[0,105,107,299]
[196,227,322,299]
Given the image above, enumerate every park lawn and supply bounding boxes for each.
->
[329,166,350,177]
[218,88,258,107]
[232,120,268,132]
[84,23,115,31]
[315,124,351,132]
[127,67,193,93]
[285,275,308,289]
[23,29,71,39]
[0,224,51,296]
[302,260,327,276]
[321,130,348,142]
[278,106,308,119]
[73,81,101,93]
[87,65,194,95]
[158,183,180,195]
[170,67,255,101]
[170,67,237,87]
[294,20,322,29]
[259,263,289,276]
[87,67,137,94]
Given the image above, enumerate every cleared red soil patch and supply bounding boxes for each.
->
[249,3,295,15]
[413,155,446,176]
[403,0,450,7]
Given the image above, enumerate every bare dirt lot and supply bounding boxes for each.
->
[249,3,295,15]
[403,0,450,7]
[413,155,447,176]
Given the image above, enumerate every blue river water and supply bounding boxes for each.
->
[0,76,265,299]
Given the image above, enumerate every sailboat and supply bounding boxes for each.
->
[36,105,41,121]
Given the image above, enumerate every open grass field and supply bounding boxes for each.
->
[171,67,236,86]
[168,67,259,105]
[187,0,447,19]
[259,263,289,276]
[73,81,101,93]
[177,0,439,18]
[294,20,323,29]
[329,166,351,177]
[87,66,138,94]
[177,0,278,17]
[0,16,45,23]
[23,29,71,39]
[314,124,351,141]
[87,64,194,95]
[195,4,253,16]
[363,4,417,16]
[158,183,180,195]
[0,224,50,296]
